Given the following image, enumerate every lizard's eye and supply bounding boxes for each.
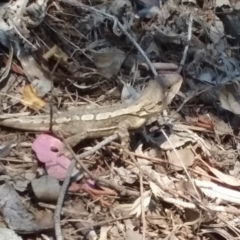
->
[166,85,172,91]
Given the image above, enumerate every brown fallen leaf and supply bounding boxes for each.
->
[209,166,240,187]
[21,85,46,111]
[198,113,232,135]
[167,147,195,171]
[196,151,240,187]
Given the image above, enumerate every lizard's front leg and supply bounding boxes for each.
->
[117,121,131,158]
[52,124,88,158]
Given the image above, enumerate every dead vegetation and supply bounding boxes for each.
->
[0,0,240,239]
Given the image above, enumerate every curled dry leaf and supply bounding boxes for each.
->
[21,85,46,111]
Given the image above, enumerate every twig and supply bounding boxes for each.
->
[116,144,240,214]
[54,134,139,240]
[55,160,74,240]
[50,58,62,131]
[59,0,158,77]
[177,14,193,73]
[160,129,202,202]
[140,174,146,240]
[112,142,206,209]
[72,216,133,234]
[173,85,213,115]
[54,134,119,240]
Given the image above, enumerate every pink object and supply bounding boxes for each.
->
[32,134,71,181]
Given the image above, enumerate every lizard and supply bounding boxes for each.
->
[0,73,183,157]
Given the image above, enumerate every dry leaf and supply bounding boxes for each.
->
[219,83,240,114]
[149,181,164,198]
[135,144,152,166]
[21,85,46,111]
[167,147,195,171]
[159,128,197,150]
[129,190,151,217]
[20,56,52,97]
[43,45,69,63]
[89,39,125,79]
[114,167,138,184]
[209,166,240,187]
[99,226,112,240]
[199,113,232,135]
[125,229,142,240]
[0,228,23,240]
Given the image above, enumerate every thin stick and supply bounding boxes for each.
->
[140,174,146,240]
[54,133,140,239]
[177,14,193,73]
[50,58,62,131]
[72,216,133,234]
[160,129,202,202]
[54,134,118,240]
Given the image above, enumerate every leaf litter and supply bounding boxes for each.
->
[0,0,240,239]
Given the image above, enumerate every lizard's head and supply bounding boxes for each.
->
[157,73,183,105]
[141,73,182,106]
[136,73,182,115]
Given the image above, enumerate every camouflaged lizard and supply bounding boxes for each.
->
[0,74,183,156]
